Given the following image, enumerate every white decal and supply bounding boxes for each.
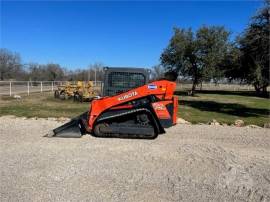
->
[148,84,157,90]
[118,91,138,101]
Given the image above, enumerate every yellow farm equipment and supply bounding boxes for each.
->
[73,81,100,102]
[54,82,77,100]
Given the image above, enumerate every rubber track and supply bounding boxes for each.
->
[94,108,158,139]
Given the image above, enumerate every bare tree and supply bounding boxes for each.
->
[151,65,165,80]
[0,48,105,82]
[88,63,104,82]
[0,48,22,80]
[45,63,65,81]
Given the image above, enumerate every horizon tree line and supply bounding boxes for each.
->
[0,1,269,95]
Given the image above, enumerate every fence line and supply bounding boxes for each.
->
[0,80,263,96]
[0,81,103,96]
[176,83,257,91]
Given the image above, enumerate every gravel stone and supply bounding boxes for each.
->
[0,116,269,202]
[235,119,245,127]
[176,118,191,124]
[264,123,270,128]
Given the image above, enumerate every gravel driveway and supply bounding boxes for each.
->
[0,116,269,202]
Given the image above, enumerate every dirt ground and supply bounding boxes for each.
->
[0,116,269,202]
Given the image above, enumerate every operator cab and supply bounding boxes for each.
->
[102,67,150,96]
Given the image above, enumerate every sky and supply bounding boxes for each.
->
[1,1,263,69]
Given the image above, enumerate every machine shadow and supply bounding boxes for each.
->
[175,90,269,98]
[178,99,269,118]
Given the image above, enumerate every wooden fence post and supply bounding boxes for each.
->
[27,81,30,95]
[9,81,12,96]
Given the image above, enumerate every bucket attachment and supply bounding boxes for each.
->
[47,112,88,138]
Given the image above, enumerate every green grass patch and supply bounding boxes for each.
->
[0,92,89,118]
[0,90,269,126]
[177,90,270,126]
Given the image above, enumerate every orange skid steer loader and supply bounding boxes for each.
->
[49,68,178,139]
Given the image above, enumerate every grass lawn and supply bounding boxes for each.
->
[0,91,269,126]
[0,92,89,118]
[177,90,269,126]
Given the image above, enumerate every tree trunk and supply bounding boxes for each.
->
[262,85,269,97]
[0,70,3,80]
[254,83,261,94]
[189,66,198,96]
[254,83,269,97]
[190,79,197,96]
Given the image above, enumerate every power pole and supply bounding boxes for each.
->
[94,68,97,86]
[88,67,91,81]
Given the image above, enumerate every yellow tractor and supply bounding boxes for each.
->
[54,82,77,100]
[73,81,100,102]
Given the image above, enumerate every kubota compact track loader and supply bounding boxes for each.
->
[48,68,178,139]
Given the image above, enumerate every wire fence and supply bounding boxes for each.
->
[176,83,258,91]
[0,80,263,97]
[0,81,103,96]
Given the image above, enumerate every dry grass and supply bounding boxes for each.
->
[0,92,89,118]
[0,90,269,126]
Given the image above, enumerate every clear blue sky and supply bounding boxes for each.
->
[1,1,262,69]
